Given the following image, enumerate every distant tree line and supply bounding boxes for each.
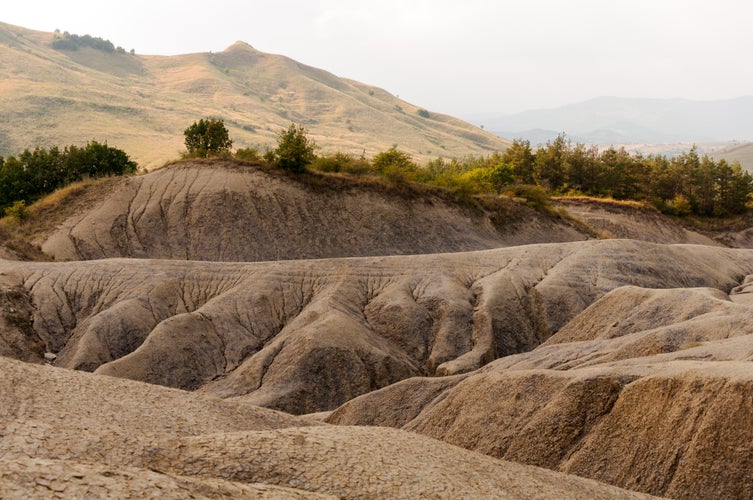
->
[496,135,753,216]
[308,137,752,216]
[0,141,137,215]
[52,31,132,54]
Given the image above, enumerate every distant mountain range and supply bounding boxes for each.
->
[467,96,753,145]
[0,22,508,169]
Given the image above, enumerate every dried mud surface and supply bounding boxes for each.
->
[0,357,651,499]
[5,163,753,498]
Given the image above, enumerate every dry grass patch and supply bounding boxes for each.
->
[554,195,651,210]
[0,176,120,244]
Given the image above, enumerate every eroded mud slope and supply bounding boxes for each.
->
[41,162,589,262]
[329,281,753,499]
[2,240,752,417]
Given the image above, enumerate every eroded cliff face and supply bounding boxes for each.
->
[329,282,753,499]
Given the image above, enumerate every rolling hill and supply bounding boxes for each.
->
[0,22,509,169]
[713,141,753,171]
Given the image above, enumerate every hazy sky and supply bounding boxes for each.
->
[3,0,753,116]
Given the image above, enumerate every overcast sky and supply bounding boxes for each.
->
[3,0,753,116]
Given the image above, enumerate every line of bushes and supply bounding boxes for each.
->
[51,31,133,55]
[303,136,752,217]
[0,141,137,217]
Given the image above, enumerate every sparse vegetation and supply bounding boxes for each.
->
[272,123,318,173]
[301,136,753,218]
[52,31,118,53]
[0,175,119,260]
[5,200,29,222]
[234,147,263,162]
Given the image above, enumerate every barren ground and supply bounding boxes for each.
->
[4,161,753,497]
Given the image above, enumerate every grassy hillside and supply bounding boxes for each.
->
[713,142,753,172]
[0,23,510,169]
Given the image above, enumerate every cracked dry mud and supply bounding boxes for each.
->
[3,162,753,498]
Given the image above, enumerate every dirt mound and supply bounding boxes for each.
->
[0,357,649,499]
[40,161,589,262]
[395,362,753,500]
[3,240,753,416]
[143,426,651,499]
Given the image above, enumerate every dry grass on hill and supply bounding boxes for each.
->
[0,22,510,170]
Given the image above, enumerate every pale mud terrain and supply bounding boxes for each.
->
[40,162,589,262]
[2,240,750,417]
[5,162,753,497]
[0,357,652,499]
[329,282,753,499]
[2,241,753,497]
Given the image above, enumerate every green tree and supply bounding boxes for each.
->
[184,118,233,157]
[693,155,718,215]
[533,134,568,190]
[372,147,417,183]
[0,142,136,214]
[501,139,535,184]
[599,146,642,199]
[724,162,753,214]
[274,123,317,173]
[564,142,599,194]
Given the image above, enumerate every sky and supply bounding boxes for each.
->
[3,0,753,116]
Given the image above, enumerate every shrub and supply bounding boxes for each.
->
[372,147,414,173]
[487,163,515,192]
[184,118,233,158]
[503,184,552,212]
[372,147,418,184]
[670,194,692,216]
[5,200,29,222]
[274,124,317,173]
[235,147,262,162]
[311,152,355,173]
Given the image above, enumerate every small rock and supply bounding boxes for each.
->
[44,352,57,362]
